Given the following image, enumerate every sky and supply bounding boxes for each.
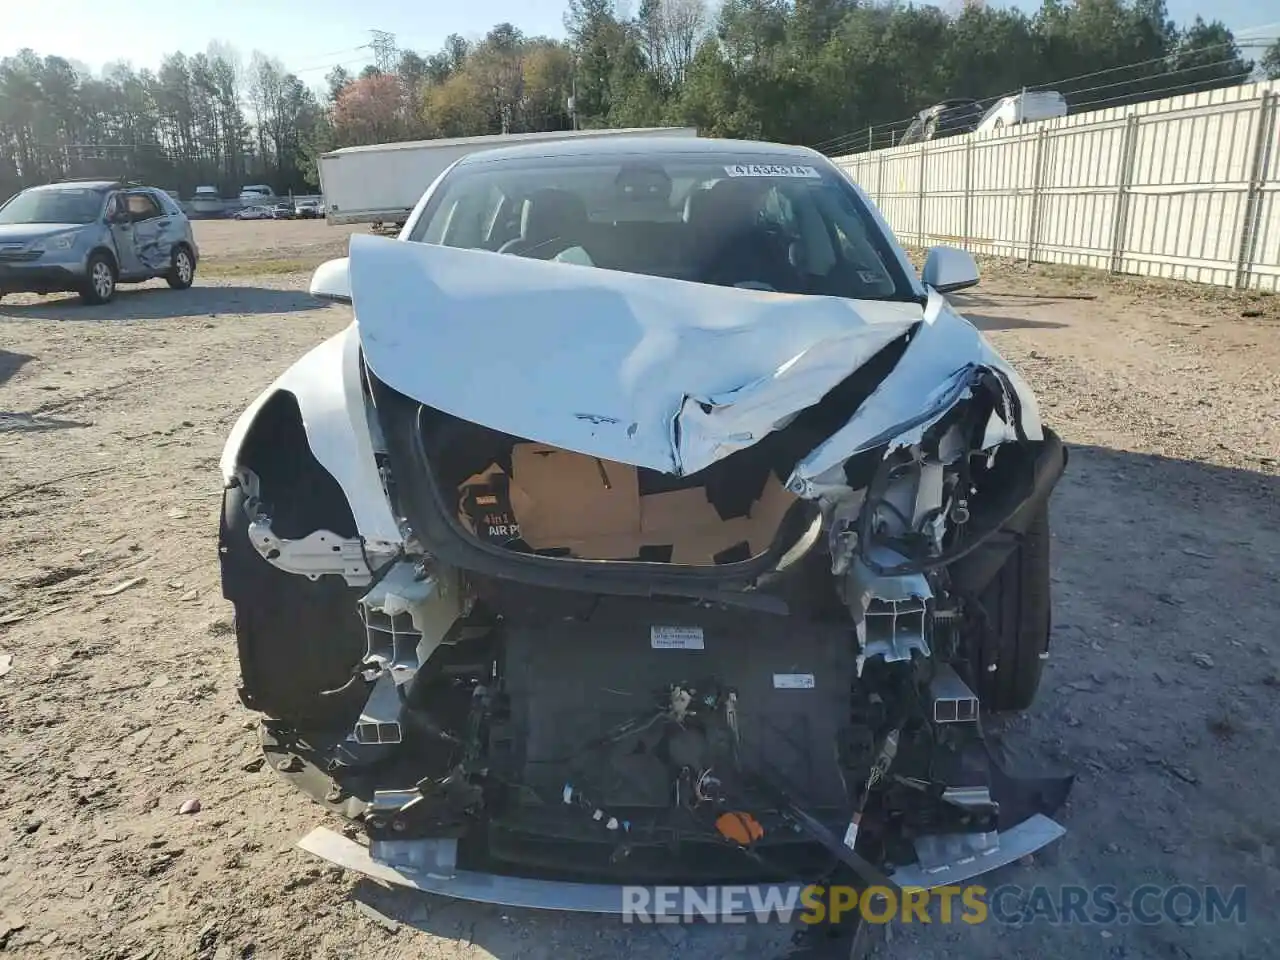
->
[2,0,1277,81]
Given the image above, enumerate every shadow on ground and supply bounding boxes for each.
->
[0,410,93,433]
[949,292,1072,330]
[964,313,1069,331]
[0,349,33,387]
[0,284,327,321]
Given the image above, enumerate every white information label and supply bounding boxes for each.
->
[723,164,821,179]
[650,626,705,650]
[773,673,816,689]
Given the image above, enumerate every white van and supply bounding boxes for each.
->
[976,91,1068,133]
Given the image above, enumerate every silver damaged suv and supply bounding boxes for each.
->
[0,180,199,305]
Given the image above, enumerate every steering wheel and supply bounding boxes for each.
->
[496,235,581,260]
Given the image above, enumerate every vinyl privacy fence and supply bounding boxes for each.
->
[833,81,1280,291]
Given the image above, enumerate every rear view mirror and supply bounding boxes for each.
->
[922,246,979,294]
[310,257,351,305]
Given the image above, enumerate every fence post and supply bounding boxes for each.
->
[1025,129,1049,265]
[963,139,974,252]
[1108,114,1140,275]
[1233,91,1278,291]
[917,142,927,248]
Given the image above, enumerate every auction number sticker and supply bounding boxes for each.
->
[724,164,821,179]
[651,626,705,650]
[773,673,816,689]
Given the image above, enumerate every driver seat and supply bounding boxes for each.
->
[688,178,795,290]
[498,189,589,258]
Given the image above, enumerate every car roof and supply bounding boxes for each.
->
[455,136,827,168]
[31,180,122,192]
[919,99,981,115]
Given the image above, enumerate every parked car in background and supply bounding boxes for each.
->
[272,202,297,220]
[234,205,278,221]
[0,179,198,305]
[238,184,276,205]
[976,90,1068,133]
[295,199,323,219]
[191,185,225,219]
[899,98,985,145]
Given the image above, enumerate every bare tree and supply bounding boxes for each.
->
[639,0,707,85]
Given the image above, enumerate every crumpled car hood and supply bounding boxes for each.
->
[349,233,930,476]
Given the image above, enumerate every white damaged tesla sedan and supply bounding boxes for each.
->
[218,137,1070,920]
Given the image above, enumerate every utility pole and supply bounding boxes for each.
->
[370,30,398,74]
[569,57,579,130]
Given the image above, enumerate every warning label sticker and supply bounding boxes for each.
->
[723,164,821,179]
[650,626,705,650]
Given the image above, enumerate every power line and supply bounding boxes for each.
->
[290,47,371,75]
[811,26,1280,153]
[812,37,1280,155]
[1032,36,1276,96]
[1067,67,1257,114]
[293,54,375,76]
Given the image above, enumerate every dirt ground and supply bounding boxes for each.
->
[195,218,367,274]
[1,220,1277,959]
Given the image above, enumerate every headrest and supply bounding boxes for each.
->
[520,188,588,242]
[688,178,769,234]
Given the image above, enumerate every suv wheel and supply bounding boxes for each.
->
[167,246,195,289]
[80,254,117,305]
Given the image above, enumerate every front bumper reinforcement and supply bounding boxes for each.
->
[296,813,1066,914]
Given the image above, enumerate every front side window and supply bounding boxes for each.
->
[156,192,182,216]
[0,187,106,225]
[900,117,925,145]
[408,155,912,302]
[125,192,162,222]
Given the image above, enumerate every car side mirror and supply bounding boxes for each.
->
[310,256,351,305]
[921,246,979,294]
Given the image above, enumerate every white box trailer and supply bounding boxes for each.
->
[316,127,699,227]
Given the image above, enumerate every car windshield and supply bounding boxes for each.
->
[0,187,105,225]
[408,153,914,301]
[978,99,1006,125]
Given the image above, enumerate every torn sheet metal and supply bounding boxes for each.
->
[348,233,922,477]
[788,291,1044,499]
